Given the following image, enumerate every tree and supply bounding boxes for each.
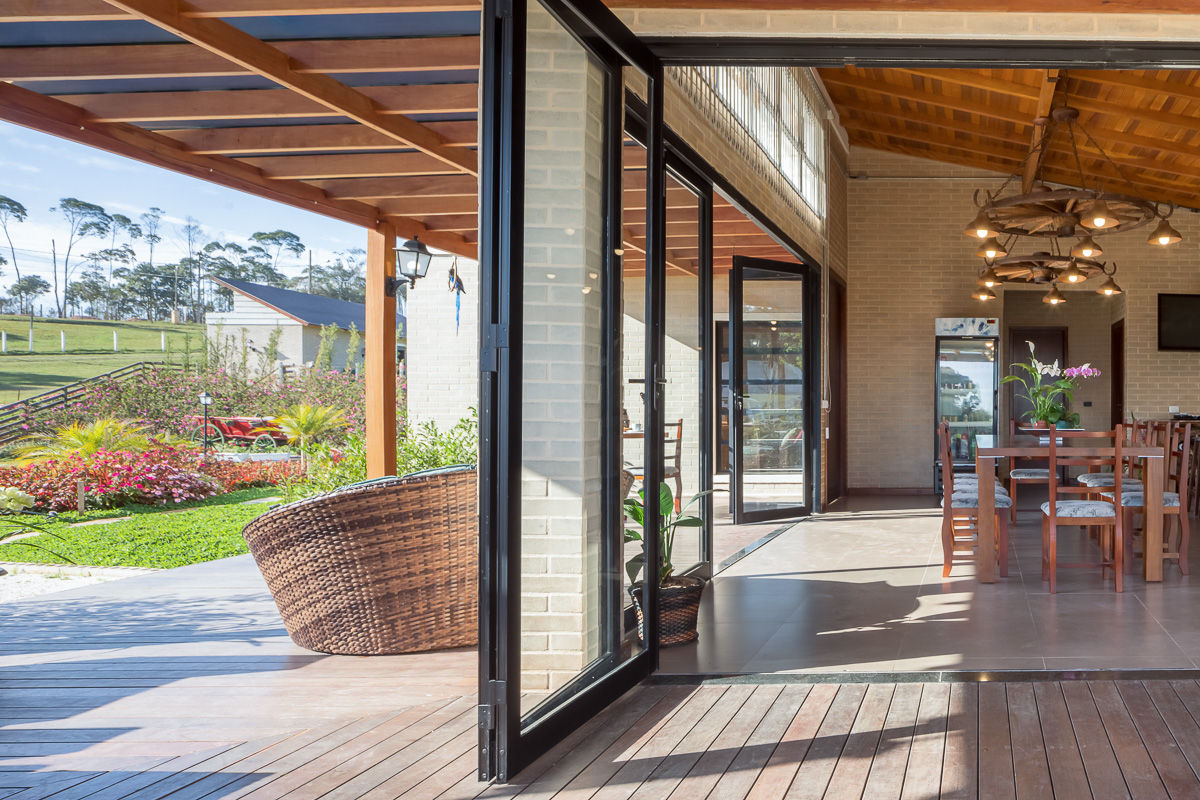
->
[250,230,305,271]
[104,213,142,282]
[179,216,204,320]
[50,198,110,317]
[0,195,27,283]
[10,275,50,315]
[140,206,164,266]
[302,249,366,303]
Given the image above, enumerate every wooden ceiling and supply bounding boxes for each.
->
[818,67,1200,209]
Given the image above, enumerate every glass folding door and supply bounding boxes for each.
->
[729,256,818,523]
[478,0,661,781]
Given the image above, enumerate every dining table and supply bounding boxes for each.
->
[973,431,1165,584]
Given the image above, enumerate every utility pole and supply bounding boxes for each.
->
[307,251,313,293]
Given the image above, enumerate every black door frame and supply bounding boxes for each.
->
[729,255,821,524]
[481,12,1200,782]
[827,273,848,506]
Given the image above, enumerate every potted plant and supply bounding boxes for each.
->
[1000,341,1101,429]
[623,482,708,647]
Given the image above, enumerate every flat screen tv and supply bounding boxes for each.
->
[1158,294,1200,351]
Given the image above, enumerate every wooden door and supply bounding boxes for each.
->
[1111,319,1125,427]
[1009,327,1067,424]
[827,275,848,505]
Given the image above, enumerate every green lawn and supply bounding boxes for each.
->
[0,316,203,403]
[0,488,281,569]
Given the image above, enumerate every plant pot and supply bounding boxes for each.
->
[1029,420,1050,429]
[630,575,704,647]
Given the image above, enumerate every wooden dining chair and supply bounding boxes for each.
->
[1107,421,1191,577]
[1042,425,1124,594]
[630,418,684,511]
[938,422,1010,579]
[1007,418,1051,523]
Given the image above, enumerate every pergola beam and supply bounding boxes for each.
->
[59,84,478,123]
[102,0,476,175]
[163,121,476,154]
[365,222,398,479]
[312,174,478,200]
[0,35,480,81]
[0,0,479,20]
[1022,69,1061,193]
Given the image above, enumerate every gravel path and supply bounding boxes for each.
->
[0,570,118,603]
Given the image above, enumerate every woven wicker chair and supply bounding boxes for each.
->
[242,465,477,655]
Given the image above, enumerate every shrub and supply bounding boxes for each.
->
[13,417,155,461]
[197,458,301,492]
[295,410,478,498]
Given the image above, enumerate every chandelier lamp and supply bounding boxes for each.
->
[965,103,1180,304]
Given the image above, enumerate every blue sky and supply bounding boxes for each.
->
[0,120,364,288]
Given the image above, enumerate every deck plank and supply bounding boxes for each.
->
[1088,682,1169,800]
[706,685,813,800]
[940,682,979,800]
[823,683,895,800]
[781,684,865,800]
[901,683,950,800]
[742,682,830,800]
[862,681,922,800]
[1116,682,1200,799]
[978,682,1016,800]
[1007,682,1054,800]
[1144,681,1200,790]
[1060,681,1130,800]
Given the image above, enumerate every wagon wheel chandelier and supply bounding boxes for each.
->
[966,104,1182,304]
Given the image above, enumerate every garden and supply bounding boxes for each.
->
[0,353,477,573]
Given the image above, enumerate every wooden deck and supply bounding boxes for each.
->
[10,558,1200,797]
[12,674,1200,797]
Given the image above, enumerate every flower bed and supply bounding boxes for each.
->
[0,446,300,512]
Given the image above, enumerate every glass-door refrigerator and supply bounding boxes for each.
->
[934,318,999,493]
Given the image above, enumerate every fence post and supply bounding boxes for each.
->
[2,330,6,353]
[113,330,118,352]
[60,330,65,353]
[161,331,166,352]
[76,480,85,513]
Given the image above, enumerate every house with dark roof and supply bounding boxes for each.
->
[205,276,406,372]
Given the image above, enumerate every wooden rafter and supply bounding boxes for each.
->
[163,122,477,155]
[1022,69,1061,192]
[820,72,1031,125]
[0,36,480,81]
[58,84,478,123]
[311,175,479,199]
[101,0,476,175]
[238,153,461,180]
[603,0,1200,10]
[0,0,479,20]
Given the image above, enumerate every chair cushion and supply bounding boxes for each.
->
[1098,491,1182,508]
[1078,472,1141,488]
[1010,468,1050,480]
[949,492,1013,509]
[1040,500,1116,518]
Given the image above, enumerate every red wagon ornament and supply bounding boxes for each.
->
[185,415,289,450]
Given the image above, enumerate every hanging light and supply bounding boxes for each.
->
[1147,217,1182,246]
[1096,275,1124,296]
[394,235,433,287]
[978,267,1000,288]
[1058,261,1086,284]
[964,210,997,239]
[1043,285,1067,305]
[973,286,997,301]
[1071,236,1103,258]
[975,237,1007,260]
[1084,195,1116,229]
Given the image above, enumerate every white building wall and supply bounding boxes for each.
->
[405,258,480,429]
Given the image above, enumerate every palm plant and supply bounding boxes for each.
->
[14,417,153,461]
[623,482,708,585]
[260,404,349,468]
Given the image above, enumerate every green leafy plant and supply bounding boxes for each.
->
[14,417,155,461]
[260,404,349,467]
[1000,341,1099,428]
[622,482,708,585]
[0,486,71,562]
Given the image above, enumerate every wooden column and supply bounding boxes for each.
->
[365,222,397,478]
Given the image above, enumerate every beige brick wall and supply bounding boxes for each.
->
[844,145,1200,489]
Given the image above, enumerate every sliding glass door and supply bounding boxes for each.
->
[478,0,661,781]
[729,256,819,523]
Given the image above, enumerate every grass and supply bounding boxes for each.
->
[0,315,203,403]
[0,487,281,569]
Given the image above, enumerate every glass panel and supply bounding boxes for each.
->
[937,338,997,463]
[520,0,632,724]
[661,174,705,573]
[740,267,806,514]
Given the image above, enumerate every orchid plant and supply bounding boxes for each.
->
[1000,341,1101,428]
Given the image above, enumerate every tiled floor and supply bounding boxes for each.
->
[661,495,1200,674]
